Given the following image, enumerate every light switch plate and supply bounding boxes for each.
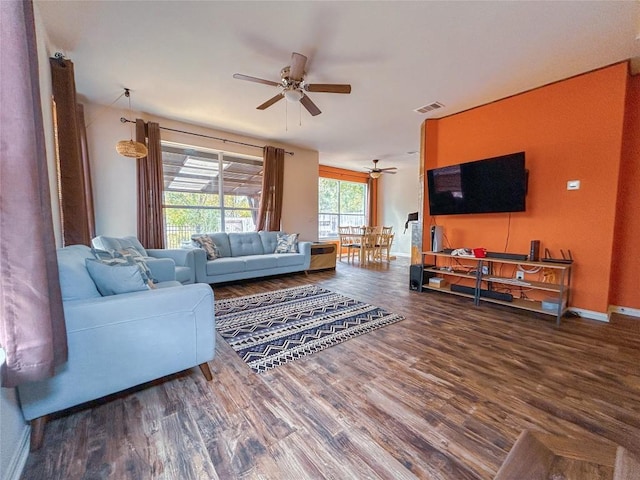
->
[567,180,580,190]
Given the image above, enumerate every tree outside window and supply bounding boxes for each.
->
[318,178,367,238]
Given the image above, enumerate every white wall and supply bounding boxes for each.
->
[84,104,319,241]
[378,163,420,256]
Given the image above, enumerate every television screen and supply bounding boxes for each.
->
[427,152,527,215]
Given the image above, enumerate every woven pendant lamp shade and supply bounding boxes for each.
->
[116,88,148,159]
[116,139,148,159]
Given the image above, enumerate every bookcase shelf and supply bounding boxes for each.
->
[420,252,572,325]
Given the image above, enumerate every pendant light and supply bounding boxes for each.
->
[116,88,148,159]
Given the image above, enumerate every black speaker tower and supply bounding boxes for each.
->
[529,240,540,262]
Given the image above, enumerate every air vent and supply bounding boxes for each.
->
[414,101,444,114]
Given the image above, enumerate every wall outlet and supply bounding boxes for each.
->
[515,271,525,280]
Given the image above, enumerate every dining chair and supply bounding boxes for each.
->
[346,226,367,264]
[374,232,395,262]
[338,226,356,262]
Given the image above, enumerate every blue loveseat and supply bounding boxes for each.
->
[17,245,215,449]
[191,231,311,284]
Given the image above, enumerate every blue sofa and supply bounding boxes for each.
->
[191,231,311,284]
[17,245,215,449]
[92,235,196,284]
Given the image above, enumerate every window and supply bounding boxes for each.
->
[318,178,367,239]
[161,143,263,248]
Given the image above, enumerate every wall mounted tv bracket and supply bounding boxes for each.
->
[542,248,573,264]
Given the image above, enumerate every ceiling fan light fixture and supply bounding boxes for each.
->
[370,171,382,179]
[284,88,303,103]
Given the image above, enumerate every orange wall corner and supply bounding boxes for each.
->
[609,72,640,310]
[422,63,629,314]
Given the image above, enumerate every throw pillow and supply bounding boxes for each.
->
[118,247,155,284]
[275,233,299,253]
[90,247,155,285]
[85,258,150,296]
[192,235,220,260]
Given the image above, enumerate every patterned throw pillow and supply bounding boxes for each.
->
[118,247,155,284]
[192,235,220,260]
[275,233,299,253]
[90,248,155,286]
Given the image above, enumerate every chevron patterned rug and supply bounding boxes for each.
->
[215,284,404,373]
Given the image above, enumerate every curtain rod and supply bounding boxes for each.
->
[120,117,294,156]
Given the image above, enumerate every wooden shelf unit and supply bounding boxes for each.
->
[420,251,572,325]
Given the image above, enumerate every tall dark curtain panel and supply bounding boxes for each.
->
[256,146,285,231]
[76,103,95,239]
[136,120,165,249]
[0,0,68,387]
[50,57,93,246]
[368,177,378,227]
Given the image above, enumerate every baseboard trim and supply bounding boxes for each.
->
[608,305,640,318]
[568,307,609,322]
[5,424,30,480]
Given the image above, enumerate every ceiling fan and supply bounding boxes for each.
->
[233,52,351,117]
[366,159,397,178]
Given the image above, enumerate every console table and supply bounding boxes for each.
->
[420,251,572,325]
[309,242,337,271]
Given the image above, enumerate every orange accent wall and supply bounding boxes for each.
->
[610,74,640,310]
[422,63,630,314]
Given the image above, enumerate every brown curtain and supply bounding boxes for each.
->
[0,0,68,387]
[256,146,285,231]
[136,120,165,248]
[76,104,95,239]
[50,57,94,246]
[368,177,378,226]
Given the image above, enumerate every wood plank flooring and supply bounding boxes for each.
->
[20,257,640,479]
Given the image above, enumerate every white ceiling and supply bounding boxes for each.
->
[36,1,640,172]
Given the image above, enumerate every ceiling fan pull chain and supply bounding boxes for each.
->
[299,101,302,127]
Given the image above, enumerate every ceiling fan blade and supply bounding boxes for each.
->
[257,93,284,110]
[305,84,352,94]
[300,94,321,116]
[379,167,398,171]
[233,73,280,87]
[383,170,397,174]
[289,52,307,81]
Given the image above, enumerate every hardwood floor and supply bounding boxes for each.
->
[20,257,640,479]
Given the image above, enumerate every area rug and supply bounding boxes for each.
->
[215,284,404,373]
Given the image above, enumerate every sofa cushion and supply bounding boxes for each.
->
[206,257,246,276]
[274,253,305,268]
[85,259,150,296]
[258,231,282,254]
[174,266,192,284]
[57,245,102,301]
[192,234,220,260]
[275,233,299,253]
[229,232,264,257]
[244,255,278,271]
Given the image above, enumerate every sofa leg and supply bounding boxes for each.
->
[199,362,213,381]
[30,416,47,451]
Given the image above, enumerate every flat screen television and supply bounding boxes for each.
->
[427,152,527,215]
